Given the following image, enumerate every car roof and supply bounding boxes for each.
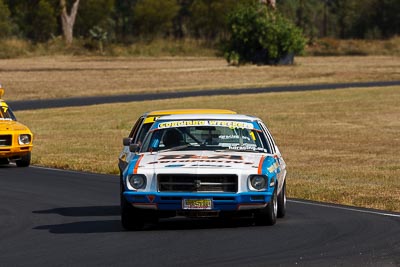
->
[155,113,260,122]
[142,109,237,124]
[145,109,236,116]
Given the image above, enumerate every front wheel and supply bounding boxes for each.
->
[120,180,145,231]
[254,189,277,226]
[277,180,287,218]
[16,152,31,167]
[121,196,145,231]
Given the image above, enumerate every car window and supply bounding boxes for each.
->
[0,103,17,121]
[128,117,144,139]
[141,123,270,153]
[135,122,153,145]
[258,121,276,154]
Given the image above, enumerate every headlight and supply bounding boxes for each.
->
[18,134,31,145]
[127,174,146,190]
[249,175,267,191]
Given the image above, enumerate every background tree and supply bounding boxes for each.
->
[224,3,305,65]
[173,0,193,39]
[188,0,252,40]
[114,0,137,42]
[133,0,180,39]
[0,0,12,39]
[5,0,35,40]
[60,0,80,45]
[74,0,114,40]
[331,0,358,38]
[3,0,56,42]
[279,0,325,42]
[260,0,276,9]
[352,0,400,39]
[1,0,400,48]
[189,0,229,40]
[378,0,400,38]
[32,0,57,42]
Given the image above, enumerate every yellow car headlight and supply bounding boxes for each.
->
[18,134,31,145]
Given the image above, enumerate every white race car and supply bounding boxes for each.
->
[121,114,287,230]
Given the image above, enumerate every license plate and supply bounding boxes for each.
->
[182,199,212,210]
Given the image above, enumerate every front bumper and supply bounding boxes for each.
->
[0,145,32,158]
[123,191,273,211]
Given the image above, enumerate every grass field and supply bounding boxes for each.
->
[15,85,400,212]
[1,56,399,101]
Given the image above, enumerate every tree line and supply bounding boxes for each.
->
[0,0,399,45]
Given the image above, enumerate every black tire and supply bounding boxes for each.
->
[255,189,277,226]
[16,152,31,167]
[277,180,287,218]
[120,179,145,231]
[0,158,9,165]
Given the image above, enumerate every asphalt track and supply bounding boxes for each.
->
[1,165,399,266]
[9,80,400,111]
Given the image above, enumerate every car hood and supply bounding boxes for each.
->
[0,120,30,132]
[138,150,267,174]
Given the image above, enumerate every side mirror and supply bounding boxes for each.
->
[123,137,132,146]
[129,143,140,153]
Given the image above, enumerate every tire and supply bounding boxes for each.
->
[120,179,145,231]
[255,189,277,226]
[277,180,287,218]
[0,158,9,165]
[16,152,31,167]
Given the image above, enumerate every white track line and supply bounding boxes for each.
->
[288,199,400,218]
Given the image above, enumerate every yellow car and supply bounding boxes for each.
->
[118,109,236,175]
[0,87,33,167]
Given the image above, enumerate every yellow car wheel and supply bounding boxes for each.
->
[15,152,31,167]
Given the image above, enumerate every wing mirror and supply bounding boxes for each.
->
[123,138,140,152]
[123,137,132,146]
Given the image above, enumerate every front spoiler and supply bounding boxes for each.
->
[123,191,272,212]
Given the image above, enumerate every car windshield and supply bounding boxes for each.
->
[141,121,269,153]
[0,103,16,121]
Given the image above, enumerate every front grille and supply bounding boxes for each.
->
[158,174,238,193]
[0,135,12,146]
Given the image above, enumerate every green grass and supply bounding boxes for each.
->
[15,86,400,212]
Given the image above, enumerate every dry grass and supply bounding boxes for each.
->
[15,86,400,212]
[1,56,399,101]
[307,37,400,56]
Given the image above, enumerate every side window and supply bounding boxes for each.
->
[135,123,153,144]
[265,126,277,149]
[128,117,145,139]
[253,130,272,153]
[258,121,276,154]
